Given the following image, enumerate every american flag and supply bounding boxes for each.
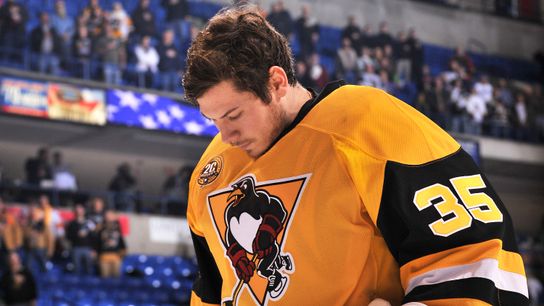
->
[107,89,218,137]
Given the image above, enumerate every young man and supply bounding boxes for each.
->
[182,6,528,306]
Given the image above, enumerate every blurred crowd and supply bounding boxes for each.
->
[0,0,543,143]
[0,147,193,215]
[0,0,190,91]
[0,195,126,304]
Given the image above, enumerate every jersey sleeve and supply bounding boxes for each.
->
[377,148,528,305]
[333,88,528,305]
[189,230,222,306]
[187,161,222,306]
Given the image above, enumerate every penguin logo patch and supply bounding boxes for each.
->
[197,156,223,186]
[207,174,310,306]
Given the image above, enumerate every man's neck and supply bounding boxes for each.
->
[284,83,313,124]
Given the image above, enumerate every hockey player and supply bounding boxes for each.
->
[183,6,528,306]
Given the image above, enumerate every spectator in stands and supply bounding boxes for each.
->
[374,21,394,49]
[75,7,92,39]
[51,0,75,65]
[359,64,381,88]
[161,0,190,44]
[449,79,468,133]
[24,148,52,187]
[30,12,63,75]
[108,163,138,212]
[377,57,395,82]
[84,0,105,39]
[356,47,375,74]
[306,53,328,90]
[489,98,511,138]
[341,15,362,54]
[359,23,375,49]
[465,87,487,135]
[496,78,514,108]
[95,24,124,85]
[72,26,93,79]
[0,202,24,267]
[451,46,474,77]
[530,84,544,142]
[66,204,95,275]
[295,59,314,89]
[131,0,157,39]
[97,210,126,278]
[134,35,159,88]
[266,0,293,39]
[407,28,424,86]
[87,197,106,231]
[373,47,385,69]
[335,37,358,83]
[0,0,28,57]
[38,195,63,240]
[51,151,77,191]
[160,165,192,215]
[24,203,53,272]
[0,252,37,306]
[514,92,529,141]
[441,59,463,85]
[418,64,433,92]
[425,77,449,129]
[383,44,395,62]
[394,31,412,82]
[295,4,319,59]
[379,70,395,93]
[157,28,183,92]
[108,2,132,44]
[474,75,494,105]
[527,84,542,142]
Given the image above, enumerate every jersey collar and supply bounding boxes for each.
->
[265,80,347,153]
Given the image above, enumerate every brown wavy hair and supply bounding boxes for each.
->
[182,6,296,105]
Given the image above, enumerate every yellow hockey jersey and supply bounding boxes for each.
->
[187,81,528,306]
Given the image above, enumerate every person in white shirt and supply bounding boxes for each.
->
[359,64,381,88]
[336,37,358,83]
[449,79,467,133]
[514,92,529,140]
[109,2,132,42]
[464,87,487,135]
[473,75,493,105]
[134,35,159,87]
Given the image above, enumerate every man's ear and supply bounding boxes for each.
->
[268,66,288,99]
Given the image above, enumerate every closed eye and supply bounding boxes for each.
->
[227,112,242,121]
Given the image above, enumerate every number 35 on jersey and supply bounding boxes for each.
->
[413,174,503,237]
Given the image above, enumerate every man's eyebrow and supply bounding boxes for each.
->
[201,107,239,120]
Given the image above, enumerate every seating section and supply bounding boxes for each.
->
[35,254,197,306]
[423,43,539,81]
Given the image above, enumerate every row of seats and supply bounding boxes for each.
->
[33,255,196,306]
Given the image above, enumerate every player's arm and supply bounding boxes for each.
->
[253,196,287,259]
[377,149,528,305]
[190,230,222,306]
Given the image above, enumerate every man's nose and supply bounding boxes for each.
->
[217,122,239,144]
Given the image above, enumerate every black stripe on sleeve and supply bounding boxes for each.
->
[191,230,222,304]
[403,278,529,305]
[377,149,520,266]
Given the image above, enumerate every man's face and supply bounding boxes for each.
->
[199,80,288,158]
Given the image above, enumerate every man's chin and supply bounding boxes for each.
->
[244,146,265,159]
